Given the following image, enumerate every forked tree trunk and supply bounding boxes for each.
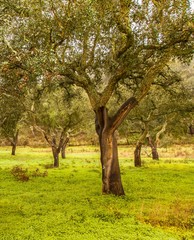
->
[96,107,124,196]
[134,142,142,167]
[43,130,66,168]
[147,135,159,160]
[147,121,167,160]
[95,98,138,195]
[51,135,63,168]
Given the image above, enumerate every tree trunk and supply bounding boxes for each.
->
[151,147,159,160]
[51,135,61,167]
[61,137,69,159]
[52,146,60,167]
[43,131,67,168]
[134,142,142,167]
[134,124,148,167]
[11,143,17,156]
[94,98,137,195]
[10,130,19,156]
[147,120,167,160]
[147,135,159,160]
[189,124,194,135]
[61,146,66,159]
[96,107,125,196]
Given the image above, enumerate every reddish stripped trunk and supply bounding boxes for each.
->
[95,98,138,195]
[96,107,124,195]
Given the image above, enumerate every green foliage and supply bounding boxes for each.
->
[0,146,194,239]
[0,84,25,139]
[1,0,193,110]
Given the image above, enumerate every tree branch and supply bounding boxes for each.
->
[99,67,127,108]
[110,97,138,132]
[155,120,167,147]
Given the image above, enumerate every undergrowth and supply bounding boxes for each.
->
[11,166,48,181]
[0,146,194,240]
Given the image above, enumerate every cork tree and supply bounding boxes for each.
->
[27,86,87,167]
[1,0,193,195]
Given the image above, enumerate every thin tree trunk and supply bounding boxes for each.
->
[147,135,159,160]
[52,146,60,167]
[151,146,159,160]
[61,146,66,159]
[134,142,142,167]
[11,143,17,156]
[189,125,194,135]
[147,120,167,160]
[61,137,69,159]
[134,124,148,167]
[51,135,62,168]
[10,130,19,156]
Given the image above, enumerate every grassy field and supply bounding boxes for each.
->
[0,145,194,240]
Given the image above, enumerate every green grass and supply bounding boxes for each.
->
[0,146,194,240]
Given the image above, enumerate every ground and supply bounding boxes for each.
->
[0,145,193,240]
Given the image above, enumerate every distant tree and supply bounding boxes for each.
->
[1,0,193,195]
[0,95,21,155]
[120,76,194,166]
[0,64,26,155]
[28,87,87,167]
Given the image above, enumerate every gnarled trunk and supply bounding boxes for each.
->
[94,97,137,195]
[96,107,124,196]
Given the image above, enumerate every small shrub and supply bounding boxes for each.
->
[11,166,29,182]
[11,166,48,181]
